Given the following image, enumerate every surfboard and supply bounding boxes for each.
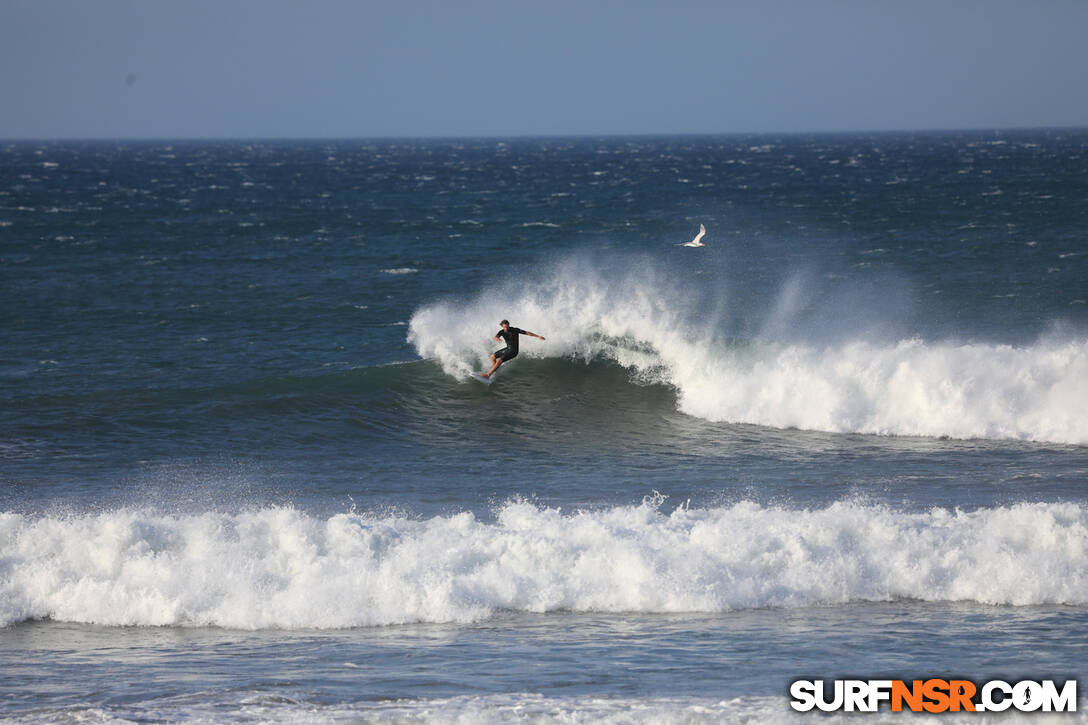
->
[470,373,494,385]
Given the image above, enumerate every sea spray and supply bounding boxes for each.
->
[408,258,1088,444]
[408,255,696,379]
[3,500,1086,629]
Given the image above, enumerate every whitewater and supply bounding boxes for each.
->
[4,498,1086,629]
[409,258,1088,445]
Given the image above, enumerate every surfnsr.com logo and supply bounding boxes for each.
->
[790,679,1078,713]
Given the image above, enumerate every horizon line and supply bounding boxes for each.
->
[3,125,1087,145]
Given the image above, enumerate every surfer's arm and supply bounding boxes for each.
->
[524,331,545,341]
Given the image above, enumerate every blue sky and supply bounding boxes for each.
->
[3,0,1087,139]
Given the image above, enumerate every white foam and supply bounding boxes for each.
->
[3,695,821,724]
[382,267,419,275]
[31,693,1088,724]
[675,337,1088,443]
[2,499,1086,629]
[158,694,799,724]
[407,259,1088,444]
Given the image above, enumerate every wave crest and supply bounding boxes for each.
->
[407,258,1088,444]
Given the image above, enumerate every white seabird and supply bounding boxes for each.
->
[680,223,706,247]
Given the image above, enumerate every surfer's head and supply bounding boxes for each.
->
[500,319,509,328]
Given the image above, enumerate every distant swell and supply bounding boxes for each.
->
[408,258,1088,444]
[3,500,1086,629]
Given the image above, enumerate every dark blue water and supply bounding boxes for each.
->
[2,131,1087,722]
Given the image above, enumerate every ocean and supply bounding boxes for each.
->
[1,131,1086,722]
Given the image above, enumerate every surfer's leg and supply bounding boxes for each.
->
[483,348,509,378]
[483,358,502,378]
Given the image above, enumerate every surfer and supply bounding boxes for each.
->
[480,319,545,378]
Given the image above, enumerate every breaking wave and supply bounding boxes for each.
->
[3,499,1086,629]
[408,256,1088,444]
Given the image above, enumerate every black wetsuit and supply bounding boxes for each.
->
[493,327,525,362]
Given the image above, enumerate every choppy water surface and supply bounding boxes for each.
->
[2,131,1087,721]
